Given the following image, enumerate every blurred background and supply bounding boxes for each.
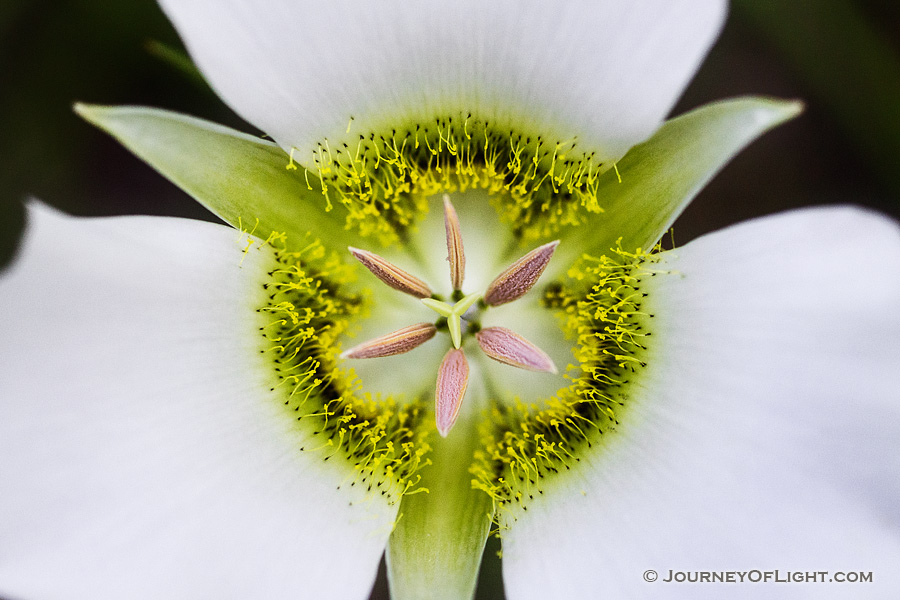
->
[0,0,898,597]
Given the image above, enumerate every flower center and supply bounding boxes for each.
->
[341,194,561,437]
[255,115,663,517]
[250,194,662,517]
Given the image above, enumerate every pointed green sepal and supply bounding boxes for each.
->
[75,104,355,247]
[556,97,804,268]
[387,417,494,600]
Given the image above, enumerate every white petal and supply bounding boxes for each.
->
[0,204,395,600]
[501,208,900,599]
[159,0,725,162]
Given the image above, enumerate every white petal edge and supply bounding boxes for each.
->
[158,0,726,164]
[501,208,900,600]
[0,203,395,600]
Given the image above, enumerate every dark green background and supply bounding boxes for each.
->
[1,0,898,597]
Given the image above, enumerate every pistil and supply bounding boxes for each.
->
[421,292,482,349]
[343,196,561,436]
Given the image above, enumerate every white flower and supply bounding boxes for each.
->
[2,1,900,599]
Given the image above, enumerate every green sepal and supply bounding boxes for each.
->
[555,97,803,268]
[75,104,356,247]
[386,416,494,600]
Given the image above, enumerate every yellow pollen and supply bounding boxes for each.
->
[297,113,609,245]
[250,228,432,505]
[471,240,665,520]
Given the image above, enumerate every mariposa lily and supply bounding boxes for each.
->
[2,1,899,599]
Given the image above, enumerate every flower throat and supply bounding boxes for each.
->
[255,114,659,518]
